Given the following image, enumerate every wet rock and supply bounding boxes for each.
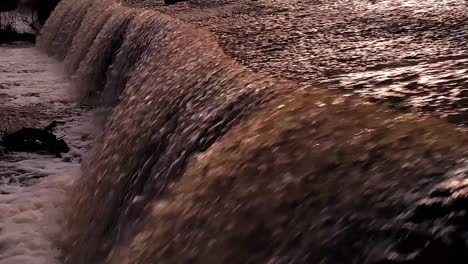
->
[0,121,70,155]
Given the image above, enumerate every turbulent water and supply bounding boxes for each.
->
[0,44,92,263]
[22,0,468,263]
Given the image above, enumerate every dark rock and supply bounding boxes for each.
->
[0,121,70,155]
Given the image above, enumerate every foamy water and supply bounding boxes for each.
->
[0,44,93,264]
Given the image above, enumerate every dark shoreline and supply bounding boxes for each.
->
[0,28,35,44]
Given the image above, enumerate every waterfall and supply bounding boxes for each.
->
[39,1,294,262]
[36,0,468,263]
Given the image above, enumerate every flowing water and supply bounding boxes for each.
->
[3,0,468,263]
[0,44,92,263]
[131,0,468,124]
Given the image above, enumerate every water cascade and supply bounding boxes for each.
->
[36,0,468,263]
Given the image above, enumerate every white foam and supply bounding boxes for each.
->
[0,46,77,108]
[0,45,93,263]
[0,175,73,264]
